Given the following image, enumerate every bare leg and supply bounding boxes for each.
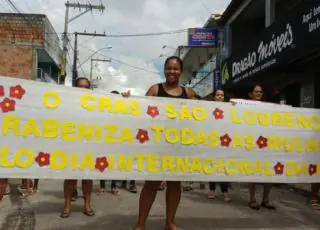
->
[311,183,320,210]
[135,181,161,230]
[262,184,275,209]
[0,179,8,201]
[82,180,94,215]
[165,181,181,230]
[248,183,259,209]
[63,180,77,213]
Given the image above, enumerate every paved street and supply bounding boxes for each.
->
[0,180,319,230]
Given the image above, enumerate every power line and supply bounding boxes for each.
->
[103,29,187,38]
[199,0,211,14]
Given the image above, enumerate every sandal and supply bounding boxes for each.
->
[261,201,276,210]
[60,211,71,218]
[207,191,216,199]
[97,188,105,196]
[248,200,260,210]
[111,188,120,196]
[129,185,137,194]
[83,209,95,216]
[310,200,320,210]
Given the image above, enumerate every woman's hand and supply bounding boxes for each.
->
[121,90,130,97]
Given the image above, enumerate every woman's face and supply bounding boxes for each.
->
[214,90,224,102]
[76,79,90,89]
[164,59,182,84]
[250,85,263,101]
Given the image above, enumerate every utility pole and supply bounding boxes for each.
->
[72,32,107,86]
[90,58,111,82]
[60,1,105,85]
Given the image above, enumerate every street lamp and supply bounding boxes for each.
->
[162,45,175,50]
[78,45,113,68]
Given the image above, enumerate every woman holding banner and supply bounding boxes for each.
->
[131,56,198,230]
[60,77,95,218]
[247,85,276,210]
[207,89,232,202]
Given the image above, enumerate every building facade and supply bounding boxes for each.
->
[0,13,62,84]
[220,0,320,108]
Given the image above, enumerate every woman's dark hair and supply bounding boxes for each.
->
[75,77,91,88]
[164,56,183,70]
[250,84,263,93]
[194,93,202,99]
[110,90,120,94]
[213,88,224,97]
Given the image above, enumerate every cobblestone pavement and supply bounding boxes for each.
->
[0,180,319,230]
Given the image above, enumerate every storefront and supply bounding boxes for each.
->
[221,1,320,107]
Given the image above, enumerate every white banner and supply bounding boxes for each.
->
[0,76,320,183]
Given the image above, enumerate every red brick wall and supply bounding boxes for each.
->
[0,45,33,79]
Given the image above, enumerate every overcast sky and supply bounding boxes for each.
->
[2,0,230,95]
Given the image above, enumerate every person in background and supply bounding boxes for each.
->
[0,179,8,201]
[247,84,275,210]
[310,184,320,210]
[207,89,231,202]
[130,56,198,230]
[60,77,94,218]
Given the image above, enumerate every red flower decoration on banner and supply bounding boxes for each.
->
[0,85,4,97]
[220,134,232,147]
[256,136,268,149]
[9,85,25,100]
[309,164,317,176]
[273,162,284,175]
[35,152,50,167]
[147,105,159,118]
[213,108,224,120]
[0,98,16,113]
[95,157,109,172]
[136,129,149,144]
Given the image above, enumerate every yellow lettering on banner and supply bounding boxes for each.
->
[161,156,175,172]
[79,153,95,170]
[243,111,256,125]
[244,135,255,150]
[306,138,317,152]
[195,131,207,145]
[271,112,283,126]
[120,127,134,143]
[217,159,224,174]
[135,154,146,172]
[252,160,263,175]
[192,106,207,121]
[164,128,179,144]
[238,160,252,175]
[180,105,193,120]
[283,113,295,128]
[225,159,237,176]
[94,125,103,141]
[310,116,320,131]
[299,162,308,176]
[61,122,76,142]
[118,154,132,172]
[104,125,118,143]
[264,161,273,176]
[151,126,164,143]
[181,128,194,145]
[165,104,177,119]
[107,155,114,171]
[43,92,61,109]
[70,153,78,170]
[284,137,295,152]
[232,134,244,148]
[208,131,219,147]
[81,93,96,111]
[147,154,160,173]
[295,137,305,153]
[268,136,283,151]
[190,157,202,173]
[202,158,214,174]
[50,151,67,170]
[257,113,269,127]
[317,162,320,176]
[176,156,190,173]
[43,120,59,139]
[230,108,242,124]
[128,101,141,116]
[286,160,298,176]
[2,115,20,136]
[78,124,94,141]
[98,96,112,112]
[21,119,40,138]
[14,148,34,168]
[296,115,310,129]
[112,99,128,114]
[0,146,14,167]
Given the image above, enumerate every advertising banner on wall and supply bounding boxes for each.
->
[188,28,218,47]
[221,1,320,85]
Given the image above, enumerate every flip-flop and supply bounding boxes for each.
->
[83,210,95,216]
[111,188,120,196]
[96,188,105,196]
[60,211,71,218]
[310,200,320,210]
